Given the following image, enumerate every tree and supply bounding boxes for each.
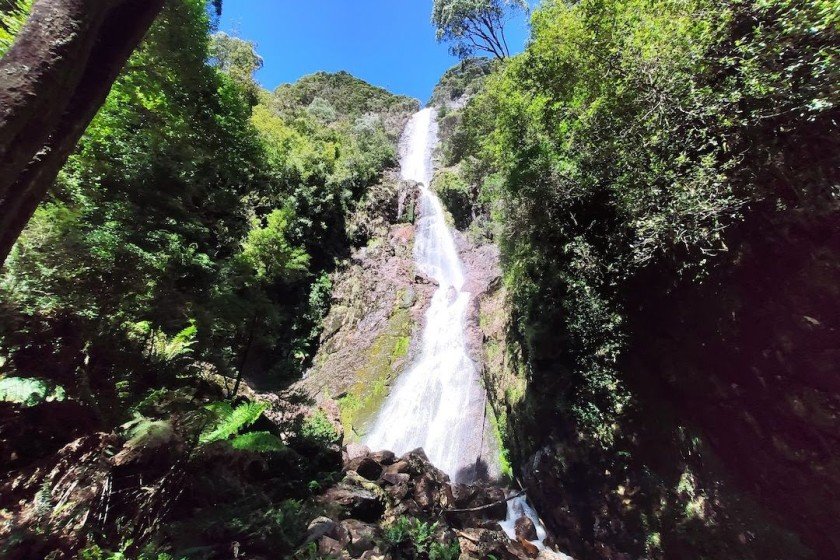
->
[209,31,263,100]
[432,0,527,60]
[0,0,166,266]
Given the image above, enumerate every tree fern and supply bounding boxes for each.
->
[199,401,268,445]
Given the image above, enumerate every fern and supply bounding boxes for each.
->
[0,376,65,407]
[122,415,173,448]
[230,431,285,452]
[199,401,267,445]
[429,541,461,560]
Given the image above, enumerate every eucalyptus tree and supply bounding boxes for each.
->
[432,0,528,60]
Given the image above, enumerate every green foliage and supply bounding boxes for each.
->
[240,208,310,283]
[209,31,263,100]
[384,517,458,559]
[78,542,179,560]
[432,0,527,59]
[429,58,493,106]
[0,376,65,407]
[432,169,473,230]
[121,415,174,450]
[199,401,268,445]
[457,0,838,449]
[230,430,286,452]
[0,0,414,423]
[300,409,339,446]
[429,541,461,560]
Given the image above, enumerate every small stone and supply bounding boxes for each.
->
[515,515,538,541]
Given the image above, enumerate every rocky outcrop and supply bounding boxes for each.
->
[297,176,436,440]
[300,445,567,560]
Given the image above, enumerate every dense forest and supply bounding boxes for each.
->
[0,0,837,559]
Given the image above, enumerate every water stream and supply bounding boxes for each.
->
[364,108,551,551]
[364,108,496,483]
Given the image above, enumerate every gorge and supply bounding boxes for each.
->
[0,1,837,560]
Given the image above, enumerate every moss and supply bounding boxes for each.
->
[393,336,410,358]
[486,401,513,481]
[337,305,412,442]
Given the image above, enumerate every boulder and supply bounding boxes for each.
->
[515,515,538,541]
[450,482,478,507]
[318,535,344,556]
[341,519,382,558]
[346,442,371,461]
[384,459,410,475]
[457,527,530,560]
[413,472,443,510]
[319,482,385,522]
[381,471,409,486]
[357,457,385,481]
[306,516,347,544]
[518,537,540,558]
[369,450,396,465]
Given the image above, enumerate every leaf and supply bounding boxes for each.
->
[230,431,285,452]
[199,401,267,444]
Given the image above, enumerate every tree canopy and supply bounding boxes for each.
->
[432,0,527,60]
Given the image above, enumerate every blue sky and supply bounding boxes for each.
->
[218,0,532,103]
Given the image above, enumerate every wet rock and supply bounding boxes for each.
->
[381,471,409,486]
[515,515,538,541]
[457,527,530,560]
[518,537,540,558]
[357,457,384,481]
[450,482,478,507]
[484,486,508,520]
[413,472,442,510]
[386,482,411,501]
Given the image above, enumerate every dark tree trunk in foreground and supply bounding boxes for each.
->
[0,0,165,265]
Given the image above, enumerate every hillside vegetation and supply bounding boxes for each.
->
[435,0,838,558]
[0,3,416,558]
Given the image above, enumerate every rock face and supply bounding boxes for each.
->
[305,446,566,560]
[297,176,435,440]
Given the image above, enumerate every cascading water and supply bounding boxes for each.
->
[364,108,553,553]
[364,107,498,483]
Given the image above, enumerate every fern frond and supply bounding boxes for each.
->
[230,431,285,452]
[199,401,267,444]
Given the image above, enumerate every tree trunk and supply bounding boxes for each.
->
[0,0,165,265]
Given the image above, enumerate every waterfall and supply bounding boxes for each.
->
[363,107,554,554]
[364,108,498,483]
